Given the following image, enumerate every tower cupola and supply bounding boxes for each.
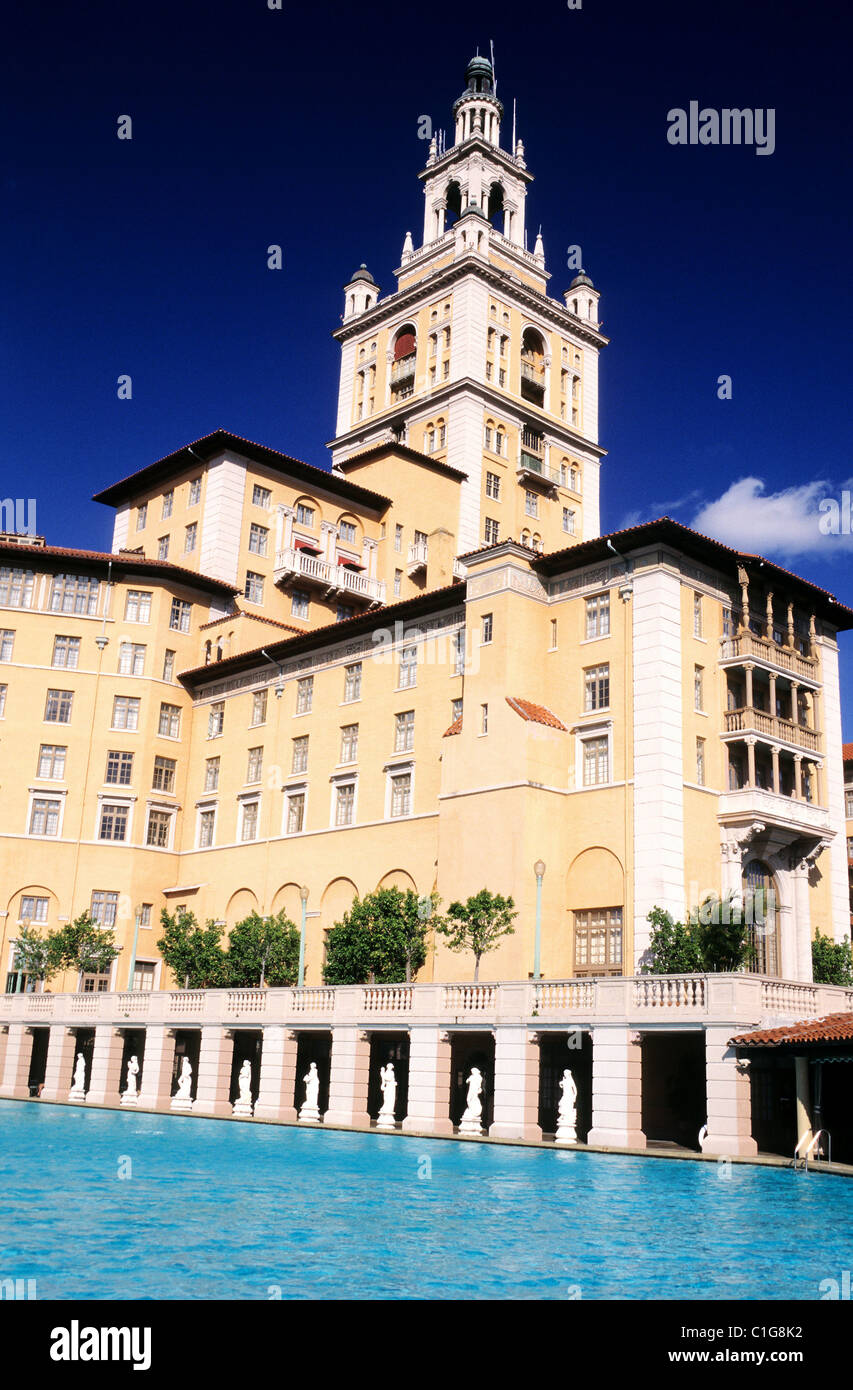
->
[453,54,503,147]
[343,264,379,320]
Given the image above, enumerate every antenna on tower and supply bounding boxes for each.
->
[512,99,517,154]
[490,39,496,93]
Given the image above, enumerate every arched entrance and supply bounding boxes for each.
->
[742,859,780,976]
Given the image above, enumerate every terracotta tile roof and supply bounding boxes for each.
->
[731,1012,853,1048]
[335,440,468,482]
[198,609,302,634]
[0,539,238,596]
[506,696,567,730]
[443,714,463,737]
[843,743,853,763]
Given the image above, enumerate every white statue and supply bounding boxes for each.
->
[121,1055,140,1107]
[232,1059,254,1118]
[458,1066,484,1137]
[376,1063,397,1130]
[171,1056,194,1111]
[298,1061,321,1124]
[68,1051,87,1102]
[555,1068,578,1146]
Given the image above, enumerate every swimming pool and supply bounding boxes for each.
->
[0,1099,850,1300]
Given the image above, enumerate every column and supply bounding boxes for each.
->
[811,688,821,735]
[401,1027,454,1136]
[771,746,780,795]
[0,1027,7,1083]
[768,672,777,718]
[321,520,337,566]
[700,1027,758,1157]
[793,753,803,800]
[790,680,800,724]
[0,1023,36,1099]
[39,1025,77,1102]
[253,1025,299,1123]
[324,1027,371,1128]
[744,662,754,710]
[765,590,774,639]
[489,1028,542,1142]
[192,1026,235,1117]
[794,1056,811,1149]
[586,1027,645,1148]
[746,736,757,789]
[792,856,813,983]
[786,600,796,648]
[86,1025,125,1106]
[136,1026,177,1111]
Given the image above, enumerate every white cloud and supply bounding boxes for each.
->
[690,476,853,561]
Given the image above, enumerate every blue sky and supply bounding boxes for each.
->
[4,0,852,727]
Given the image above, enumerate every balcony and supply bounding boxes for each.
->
[274,547,385,605]
[719,632,819,685]
[718,787,830,836]
[517,449,559,488]
[390,354,416,385]
[407,540,428,576]
[723,706,822,754]
[520,358,545,388]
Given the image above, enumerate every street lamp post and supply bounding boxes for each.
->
[127,907,141,991]
[298,886,309,987]
[533,860,546,980]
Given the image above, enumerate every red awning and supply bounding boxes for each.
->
[394,332,416,359]
[337,555,364,570]
[294,538,321,553]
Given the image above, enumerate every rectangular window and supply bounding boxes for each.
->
[0,630,15,661]
[152,755,176,793]
[451,697,463,723]
[394,524,403,552]
[158,703,181,739]
[188,477,201,505]
[562,508,576,534]
[169,599,191,633]
[694,665,704,712]
[339,521,356,543]
[52,635,80,669]
[525,491,538,518]
[584,664,610,712]
[51,574,99,616]
[245,570,264,603]
[99,802,129,842]
[486,471,501,500]
[550,618,558,649]
[296,676,313,714]
[0,567,35,609]
[484,518,499,545]
[251,688,268,725]
[286,791,305,835]
[112,695,140,731]
[131,962,156,991]
[184,522,198,554]
[292,735,309,774]
[246,746,263,783]
[0,684,6,716]
[399,646,417,689]
[336,603,354,623]
[696,737,706,786]
[125,590,152,623]
[390,772,412,818]
[481,613,493,644]
[252,484,271,509]
[241,801,259,842]
[198,808,215,848]
[846,789,853,818]
[137,503,147,530]
[693,591,704,638]
[118,642,146,676]
[335,782,355,827]
[146,810,171,848]
[29,797,61,836]
[208,702,225,738]
[296,503,315,527]
[162,490,174,519]
[395,710,415,753]
[585,592,610,640]
[481,703,489,735]
[38,744,67,779]
[484,425,493,451]
[335,723,357,763]
[574,907,623,977]
[20,896,49,923]
[394,570,402,597]
[291,590,309,619]
[452,628,465,676]
[344,662,362,702]
[105,750,133,786]
[582,735,610,787]
[248,523,269,556]
[205,757,220,792]
[158,536,170,561]
[90,891,119,928]
[163,649,175,682]
[45,688,73,723]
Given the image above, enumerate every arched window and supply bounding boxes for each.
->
[445,181,463,227]
[520,327,546,405]
[391,326,417,402]
[487,181,504,228]
[495,428,505,456]
[204,640,212,665]
[742,860,779,977]
[436,419,446,448]
[425,425,435,453]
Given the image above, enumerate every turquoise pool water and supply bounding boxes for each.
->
[0,1099,850,1300]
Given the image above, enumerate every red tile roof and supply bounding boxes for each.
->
[443,714,463,737]
[335,440,468,482]
[843,743,853,763]
[198,609,302,634]
[0,539,238,596]
[731,1012,853,1047]
[506,696,567,731]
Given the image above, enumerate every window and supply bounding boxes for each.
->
[525,491,538,518]
[125,590,152,623]
[296,676,313,714]
[336,603,354,623]
[137,503,147,530]
[339,521,356,543]
[574,908,623,977]
[582,735,610,786]
[208,702,225,737]
[241,800,259,842]
[162,490,174,519]
[846,789,853,818]
[90,891,119,928]
[20,896,49,923]
[291,590,309,619]
[696,737,706,786]
[550,618,558,649]
[495,429,505,456]
[395,710,415,753]
[159,703,181,738]
[205,757,220,792]
[146,810,171,848]
[152,755,176,793]
[584,664,610,712]
[451,697,463,723]
[131,962,156,992]
[562,508,576,534]
[452,629,465,676]
[248,523,269,556]
[484,425,493,451]
[188,477,201,505]
[158,536,170,561]
[344,662,362,702]
[292,736,309,774]
[484,517,499,545]
[399,646,417,689]
[340,724,359,763]
[394,570,402,597]
[481,613,493,644]
[390,771,412,818]
[198,808,216,848]
[38,744,67,779]
[45,688,73,723]
[246,746,264,783]
[335,782,355,826]
[0,630,14,661]
[163,649,175,682]
[169,599,191,633]
[694,665,704,712]
[286,791,305,835]
[251,688,268,726]
[0,568,34,608]
[245,571,264,603]
[585,593,610,640]
[252,484,271,509]
[184,522,198,554]
[486,471,501,500]
[52,635,80,669]
[118,642,146,676]
[99,802,128,842]
[112,695,140,731]
[29,797,62,836]
[481,703,489,735]
[0,684,6,716]
[693,591,704,638]
[296,503,315,527]
[394,524,403,552]
[105,750,133,786]
[51,574,99,616]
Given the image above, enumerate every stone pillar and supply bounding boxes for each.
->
[0,1023,36,1099]
[489,1027,542,1141]
[787,600,796,648]
[699,1027,758,1158]
[793,753,803,800]
[744,662,754,709]
[0,1027,7,1083]
[193,1026,235,1117]
[811,688,821,735]
[768,672,777,718]
[587,1027,645,1148]
[771,746,780,795]
[794,1055,811,1149]
[39,1025,78,1102]
[324,1027,371,1128]
[791,680,800,724]
[253,1025,299,1123]
[401,1027,454,1136]
[792,855,813,982]
[746,736,757,789]
[136,1026,177,1111]
[86,1025,125,1106]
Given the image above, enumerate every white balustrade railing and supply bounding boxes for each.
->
[291,987,335,1013]
[226,989,267,1015]
[761,981,818,1016]
[362,985,413,1014]
[534,980,596,1012]
[633,976,706,1010]
[274,548,384,603]
[443,984,497,1013]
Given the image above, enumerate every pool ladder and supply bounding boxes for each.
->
[792,1129,831,1171]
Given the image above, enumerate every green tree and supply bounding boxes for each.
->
[47,912,122,982]
[156,909,226,989]
[812,930,853,986]
[435,889,516,981]
[224,911,300,987]
[642,907,702,974]
[9,922,55,987]
[690,893,754,972]
[322,888,432,985]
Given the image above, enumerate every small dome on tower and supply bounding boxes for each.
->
[465,54,495,92]
[570,269,594,289]
[347,263,376,285]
